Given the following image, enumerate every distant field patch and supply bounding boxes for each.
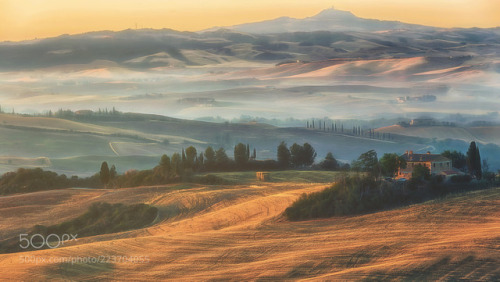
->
[206,170,345,184]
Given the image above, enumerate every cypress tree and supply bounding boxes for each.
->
[466,141,482,179]
[100,161,110,187]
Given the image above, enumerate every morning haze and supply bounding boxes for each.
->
[0,2,499,280]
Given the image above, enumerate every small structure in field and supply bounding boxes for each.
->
[256,172,270,181]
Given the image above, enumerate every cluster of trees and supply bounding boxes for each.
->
[98,142,322,188]
[441,150,467,171]
[0,168,100,195]
[284,168,495,221]
[443,142,498,182]
[3,107,176,123]
[2,138,496,196]
[99,162,118,188]
[0,141,319,194]
[285,143,498,221]
[285,175,384,220]
[441,142,488,181]
[306,119,393,141]
[350,141,492,183]
[350,150,407,179]
[277,142,317,168]
[99,143,271,188]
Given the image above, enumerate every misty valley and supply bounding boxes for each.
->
[0,7,499,281]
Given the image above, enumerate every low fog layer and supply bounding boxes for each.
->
[0,10,499,123]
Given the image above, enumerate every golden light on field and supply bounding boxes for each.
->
[0,0,499,41]
[0,181,499,280]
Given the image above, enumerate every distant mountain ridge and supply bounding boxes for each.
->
[0,7,499,76]
[208,8,432,34]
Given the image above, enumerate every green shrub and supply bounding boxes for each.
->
[0,168,100,195]
[285,172,497,221]
[450,175,472,183]
[0,202,158,254]
[285,175,384,221]
[35,202,157,238]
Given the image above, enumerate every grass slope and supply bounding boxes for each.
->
[377,124,500,146]
[0,178,498,280]
[0,112,432,176]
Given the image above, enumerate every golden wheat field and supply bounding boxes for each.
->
[0,182,499,280]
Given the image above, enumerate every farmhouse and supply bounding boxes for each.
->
[397,151,452,179]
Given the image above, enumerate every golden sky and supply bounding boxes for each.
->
[1,0,499,41]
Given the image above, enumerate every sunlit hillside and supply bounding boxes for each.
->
[0,173,498,280]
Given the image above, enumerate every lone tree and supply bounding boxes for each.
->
[100,161,110,187]
[185,146,197,169]
[181,149,187,164]
[204,146,216,169]
[380,153,406,177]
[158,154,171,180]
[466,141,482,180]
[171,153,182,177]
[234,143,249,167]
[110,165,117,181]
[197,153,204,169]
[215,147,230,169]
[277,141,291,168]
[352,150,380,178]
[289,143,303,167]
[320,152,339,170]
[302,143,317,166]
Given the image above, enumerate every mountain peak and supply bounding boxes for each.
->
[221,7,428,34]
[312,8,356,19]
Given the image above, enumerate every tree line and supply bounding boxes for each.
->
[1,139,496,195]
[285,141,498,221]
[100,142,324,188]
[306,119,393,141]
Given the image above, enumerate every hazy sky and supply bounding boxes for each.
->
[1,0,499,41]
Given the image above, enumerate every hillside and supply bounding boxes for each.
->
[0,14,499,124]
[0,176,498,280]
[0,112,422,175]
[376,124,500,146]
[1,112,499,176]
[223,8,429,33]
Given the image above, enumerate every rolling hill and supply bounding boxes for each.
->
[221,8,431,34]
[0,175,498,280]
[376,124,500,146]
[0,9,499,124]
[0,111,499,176]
